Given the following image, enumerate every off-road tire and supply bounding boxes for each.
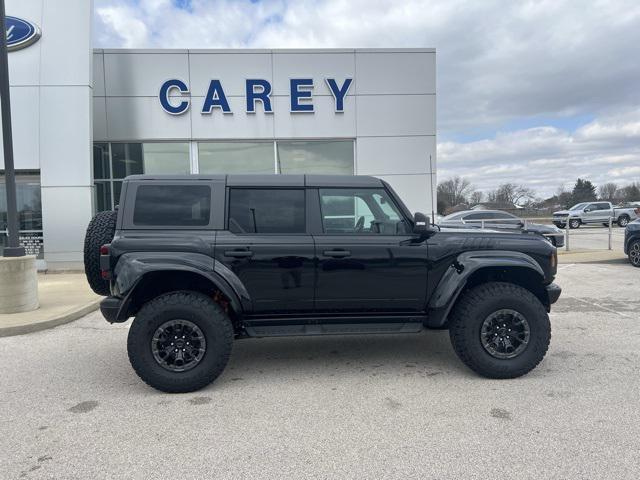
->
[449,282,551,379]
[83,210,117,296]
[628,240,640,268]
[569,218,581,229]
[127,291,233,393]
[617,215,630,228]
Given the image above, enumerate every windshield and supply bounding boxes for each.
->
[570,203,587,211]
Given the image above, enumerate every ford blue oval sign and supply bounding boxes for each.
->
[6,16,41,52]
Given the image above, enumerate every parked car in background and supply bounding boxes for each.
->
[553,202,640,229]
[624,219,640,267]
[439,210,564,247]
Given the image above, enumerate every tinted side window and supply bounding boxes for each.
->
[228,189,305,234]
[465,212,492,220]
[133,185,211,226]
[319,188,410,235]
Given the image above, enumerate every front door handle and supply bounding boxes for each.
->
[323,249,351,258]
[224,250,253,258]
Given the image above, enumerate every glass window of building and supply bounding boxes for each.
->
[143,143,190,175]
[198,142,274,174]
[277,140,354,175]
[0,171,44,258]
[94,142,190,212]
[111,143,143,179]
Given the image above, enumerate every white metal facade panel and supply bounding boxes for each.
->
[93,97,108,141]
[271,52,356,96]
[106,97,192,140]
[6,0,94,268]
[189,52,273,97]
[39,86,92,187]
[39,0,92,86]
[40,186,94,262]
[355,52,436,94]
[273,96,356,138]
[0,87,40,170]
[104,53,190,97]
[191,96,275,139]
[356,136,435,175]
[356,94,436,137]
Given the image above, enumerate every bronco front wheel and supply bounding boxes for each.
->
[449,282,551,379]
[127,291,233,393]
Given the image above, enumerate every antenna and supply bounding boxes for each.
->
[429,154,436,225]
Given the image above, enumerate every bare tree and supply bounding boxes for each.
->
[487,183,536,207]
[620,182,640,202]
[469,191,484,205]
[598,182,619,202]
[437,176,473,211]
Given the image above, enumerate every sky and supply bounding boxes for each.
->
[93,0,640,198]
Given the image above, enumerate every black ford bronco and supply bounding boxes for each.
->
[84,174,561,392]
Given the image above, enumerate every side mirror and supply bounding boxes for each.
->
[413,212,437,236]
[584,208,592,212]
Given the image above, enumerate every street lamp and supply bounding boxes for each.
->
[0,0,25,257]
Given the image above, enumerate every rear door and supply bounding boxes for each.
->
[215,187,315,315]
[312,187,428,313]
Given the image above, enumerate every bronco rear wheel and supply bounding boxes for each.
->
[127,291,233,393]
[449,282,551,379]
[83,210,117,296]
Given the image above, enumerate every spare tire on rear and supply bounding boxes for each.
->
[84,210,117,296]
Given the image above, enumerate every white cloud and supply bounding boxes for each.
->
[437,109,640,196]
[92,0,640,196]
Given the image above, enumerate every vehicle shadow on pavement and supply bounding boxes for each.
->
[215,330,470,387]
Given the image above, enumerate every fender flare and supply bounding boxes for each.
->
[426,250,545,328]
[113,252,250,317]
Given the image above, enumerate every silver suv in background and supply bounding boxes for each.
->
[553,202,640,229]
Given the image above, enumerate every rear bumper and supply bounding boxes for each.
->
[546,283,562,305]
[100,296,129,323]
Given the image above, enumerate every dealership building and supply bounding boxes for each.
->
[0,0,436,270]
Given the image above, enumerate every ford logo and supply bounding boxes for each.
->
[5,16,41,52]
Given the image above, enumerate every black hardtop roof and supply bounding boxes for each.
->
[123,174,384,188]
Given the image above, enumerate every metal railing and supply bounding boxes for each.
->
[457,217,616,251]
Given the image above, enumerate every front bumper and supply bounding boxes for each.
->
[546,283,562,305]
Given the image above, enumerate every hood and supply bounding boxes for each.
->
[525,222,562,233]
[553,210,571,216]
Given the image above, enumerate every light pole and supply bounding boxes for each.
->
[0,0,25,257]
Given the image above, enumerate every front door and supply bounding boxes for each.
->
[312,187,428,313]
[215,187,315,314]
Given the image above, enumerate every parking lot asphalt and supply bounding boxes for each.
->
[1,262,639,479]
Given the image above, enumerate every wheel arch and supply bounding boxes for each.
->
[111,252,250,323]
[426,251,548,328]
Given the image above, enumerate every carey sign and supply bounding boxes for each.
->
[159,78,353,115]
[6,16,41,52]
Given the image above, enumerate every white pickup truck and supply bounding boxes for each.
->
[553,201,640,229]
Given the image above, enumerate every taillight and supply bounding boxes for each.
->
[100,244,111,280]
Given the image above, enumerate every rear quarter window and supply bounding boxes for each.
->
[132,184,211,227]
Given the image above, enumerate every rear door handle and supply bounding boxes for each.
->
[323,249,351,258]
[224,250,253,258]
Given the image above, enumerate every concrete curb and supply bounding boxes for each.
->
[0,299,101,337]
